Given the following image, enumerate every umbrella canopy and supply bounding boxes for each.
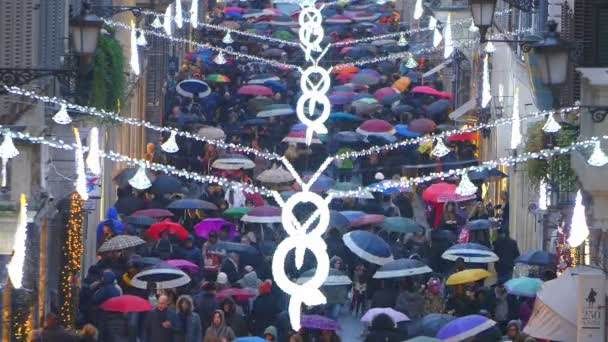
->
[446,269,492,285]
[350,214,385,228]
[216,288,257,302]
[256,166,295,184]
[515,250,556,266]
[301,315,340,331]
[162,259,200,273]
[261,48,286,57]
[395,124,421,138]
[351,72,380,85]
[373,87,399,100]
[505,277,543,297]
[340,210,366,222]
[333,65,359,74]
[408,118,438,134]
[238,85,274,96]
[100,295,153,313]
[197,126,226,140]
[361,308,409,324]
[129,256,161,268]
[380,92,402,106]
[241,205,281,223]
[467,168,508,181]
[379,217,422,234]
[412,314,456,337]
[130,266,191,290]
[343,230,394,265]
[247,96,274,112]
[223,207,251,218]
[442,243,499,263]
[328,112,362,121]
[150,175,185,195]
[205,74,231,83]
[234,337,266,342]
[329,210,350,231]
[98,235,145,253]
[422,182,476,203]
[146,220,189,240]
[373,258,433,279]
[332,131,366,145]
[282,130,323,144]
[293,174,336,192]
[212,154,256,170]
[168,198,218,211]
[404,337,441,342]
[297,268,352,286]
[113,167,156,188]
[447,131,478,142]
[124,215,157,227]
[465,219,497,231]
[208,241,259,256]
[257,104,295,117]
[194,218,237,239]
[176,79,211,98]
[356,119,395,135]
[436,315,496,342]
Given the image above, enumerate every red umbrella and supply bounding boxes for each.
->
[408,118,437,134]
[412,86,442,96]
[336,73,355,84]
[237,85,274,96]
[356,119,395,135]
[100,295,153,313]
[350,214,385,228]
[373,87,399,100]
[422,182,476,203]
[448,131,478,142]
[216,287,257,301]
[131,209,174,219]
[146,220,189,240]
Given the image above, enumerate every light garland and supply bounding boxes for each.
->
[443,13,453,59]
[129,166,152,190]
[511,87,521,150]
[542,114,561,133]
[222,31,234,45]
[175,0,183,29]
[136,31,148,46]
[469,19,479,33]
[73,128,89,201]
[130,20,140,76]
[6,193,27,289]
[0,134,19,187]
[163,5,172,36]
[587,140,608,166]
[405,53,418,68]
[538,179,548,210]
[161,130,180,153]
[151,16,163,29]
[86,127,101,175]
[485,41,496,53]
[413,0,424,20]
[3,85,282,161]
[52,104,72,125]
[455,172,478,196]
[481,54,491,108]
[431,138,450,157]
[568,191,589,247]
[214,51,227,65]
[397,33,408,47]
[190,0,198,28]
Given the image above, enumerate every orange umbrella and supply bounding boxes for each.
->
[333,65,359,74]
[393,76,411,92]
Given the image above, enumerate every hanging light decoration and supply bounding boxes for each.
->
[222,31,234,44]
[481,54,491,108]
[413,0,424,20]
[397,33,408,46]
[405,53,418,68]
[485,41,496,53]
[455,172,478,196]
[538,179,548,211]
[73,128,89,201]
[163,5,172,36]
[511,87,521,150]
[190,0,199,28]
[161,131,179,153]
[431,138,450,157]
[429,17,443,48]
[587,140,608,166]
[130,21,140,75]
[469,19,479,33]
[86,127,101,175]
[0,134,19,187]
[151,16,163,29]
[7,194,27,289]
[129,166,152,190]
[443,13,453,58]
[214,51,227,65]
[52,103,72,125]
[428,16,437,30]
[568,190,589,247]
[175,0,183,28]
[542,114,561,133]
[136,32,148,46]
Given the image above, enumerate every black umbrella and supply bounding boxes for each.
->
[208,242,259,256]
[515,250,556,266]
[431,229,457,242]
[124,216,157,227]
[373,258,433,279]
[168,198,218,211]
[412,314,456,337]
[468,168,508,181]
[129,256,161,268]
[150,175,185,195]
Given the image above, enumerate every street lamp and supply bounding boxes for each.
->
[529,21,572,86]
[69,2,103,56]
[470,0,497,40]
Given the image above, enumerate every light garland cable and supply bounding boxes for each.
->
[511,87,522,150]
[481,54,491,108]
[73,128,89,201]
[7,193,27,289]
[3,85,283,161]
[190,0,198,29]
[130,20,141,75]
[86,127,101,175]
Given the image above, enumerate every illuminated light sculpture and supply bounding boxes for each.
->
[542,114,561,133]
[136,32,148,46]
[485,41,496,53]
[151,16,163,29]
[538,179,547,210]
[413,0,424,20]
[0,134,19,187]
[129,166,152,190]
[443,13,453,58]
[175,0,183,28]
[53,104,72,125]
[397,33,408,46]
[469,19,479,33]
[481,55,491,108]
[163,5,172,36]
[161,131,180,153]
[222,31,234,44]
[568,191,589,247]
[130,21,140,75]
[86,127,101,175]
[455,172,478,196]
[588,140,608,167]
[7,194,27,288]
[405,53,418,68]
[214,51,227,65]
[431,138,450,158]
[73,128,89,201]
[190,0,199,28]
[511,87,521,150]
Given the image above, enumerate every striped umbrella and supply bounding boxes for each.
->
[373,259,432,279]
[441,243,499,263]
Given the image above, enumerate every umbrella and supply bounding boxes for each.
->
[436,315,496,342]
[216,288,257,301]
[162,259,200,273]
[373,258,433,279]
[131,209,173,219]
[405,337,441,342]
[212,154,256,170]
[447,131,478,142]
[206,74,231,83]
[411,86,443,97]
[197,126,226,140]
[328,112,362,121]
[335,73,355,84]
[223,207,250,218]
[412,314,456,337]
[446,269,492,285]
[465,219,497,231]
[150,175,185,195]
[333,65,359,74]
[327,14,352,24]
[379,217,422,234]
[374,87,399,100]
[340,210,366,222]
[243,118,268,127]
[427,99,451,116]
[247,96,274,112]
[194,218,237,239]
[241,205,281,223]
[380,93,402,106]
[248,74,280,84]
[273,30,294,40]
[301,315,341,331]
[256,166,295,184]
[408,118,438,134]
[176,79,211,98]
[208,242,259,256]
[297,268,352,286]
[343,230,394,265]
[356,119,395,135]
[467,168,508,181]
[129,256,161,267]
[130,265,191,290]
[146,220,189,240]
[329,94,353,105]
[264,80,287,93]
[124,215,157,227]
[332,131,366,144]
[261,48,286,57]
[293,173,336,192]
[234,338,265,342]
[504,277,543,297]
[422,182,476,203]
[515,250,556,266]
[328,210,350,230]
[100,295,153,313]
[219,20,241,29]
[351,73,380,85]
[257,104,295,117]
[168,198,218,211]
[393,76,411,92]
[350,214,385,228]
[238,85,274,96]
[113,167,156,188]
[98,235,146,253]
[442,243,499,263]
[282,130,323,144]
[361,308,409,324]
[394,124,421,138]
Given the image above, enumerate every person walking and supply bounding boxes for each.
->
[251,280,280,336]
[175,295,202,342]
[364,313,401,342]
[219,296,249,337]
[142,294,179,342]
[30,313,77,342]
[493,230,520,284]
[203,310,236,342]
[194,282,218,333]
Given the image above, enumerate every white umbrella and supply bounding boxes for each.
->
[197,126,225,140]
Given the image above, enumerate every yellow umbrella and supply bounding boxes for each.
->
[446,269,492,285]
[393,76,411,93]
[418,140,433,153]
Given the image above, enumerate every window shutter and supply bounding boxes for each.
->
[596,5,608,66]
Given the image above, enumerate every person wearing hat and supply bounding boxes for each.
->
[264,326,278,341]
[251,280,280,336]
[220,251,240,284]
[216,272,230,290]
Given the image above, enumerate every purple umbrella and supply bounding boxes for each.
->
[161,259,200,273]
[301,315,341,331]
[329,94,352,105]
[436,315,497,342]
[194,218,237,239]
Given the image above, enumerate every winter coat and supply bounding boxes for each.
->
[175,295,202,342]
[364,314,402,342]
[141,308,180,342]
[220,258,239,285]
[493,236,520,274]
[203,310,236,342]
[96,207,124,242]
[371,287,398,308]
[395,290,425,319]
[251,293,280,336]
[92,271,122,305]
[174,245,202,265]
[193,290,218,332]
[219,297,249,337]
[99,311,129,342]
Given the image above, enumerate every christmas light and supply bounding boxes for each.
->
[52,104,72,124]
[469,19,479,33]
[481,54,491,108]
[511,87,521,150]
[175,0,183,28]
[151,16,163,29]
[136,32,148,46]
[86,127,101,175]
[433,28,443,48]
[443,13,453,58]
[405,53,418,68]
[538,179,547,210]
[455,172,478,196]
[0,134,19,187]
[214,51,226,64]
[73,128,88,201]
[568,191,589,248]
[6,194,27,289]
[161,131,179,153]
[222,31,234,44]
[413,0,423,19]
[397,33,408,46]
[431,138,450,157]
[163,5,172,35]
[190,0,198,28]
[485,41,496,53]
[429,16,437,30]
[129,166,152,190]
[587,140,608,166]
[542,114,561,133]
[130,21,140,76]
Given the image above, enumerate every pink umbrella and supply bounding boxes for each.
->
[241,205,282,223]
[437,91,453,100]
[336,73,355,84]
[162,259,200,273]
[350,214,385,228]
[216,288,257,301]
[345,83,369,91]
[356,119,395,135]
[237,85,274,96]
[373,87,399,100]
[194,218,237,239]
[408,118,437,134]
[412,86,452,99]
[330,90,357,98]
[422,182,476,203]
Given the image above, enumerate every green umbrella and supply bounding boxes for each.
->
[205,74,231,83]
[273,30,295,41]
[379,217,423,234]
[223,207,251,218]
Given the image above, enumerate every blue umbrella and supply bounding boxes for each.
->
[300,174,336,192]
[291,123,307,131]
[395,124,421,138]
[412,314,456,337]
[515,250,556,266]
[208,242,259,256]
[504,277,543,297]
[366,133,397,145]
[467,168,508,181]
[340,210,366,222]
[353,93,375,101]
[436,315,497,342]
[465,219,497,231]
[379,217,422,234]
[342,230,394,265]
[373,258,432,279]
[235,337,265,342]
[441,243,499,263]
[264,80,287,93]
[176,79,211,98]
[329,112,362,121]
[329,210,350,230]
[243,118,268,126]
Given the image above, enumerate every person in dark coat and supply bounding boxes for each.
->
[92,270,122,305]
[194,281,218,333]
[175,295,202,342]
[220,252,240,285]
[142,294,180,342]
[364,313,402,342]
[174,235,202,265]
[493,230,520,284]
[370,280,398,308]
[251,280,280,336]
[219,296,249,337]
[32,313,77,342]
[99,311,129,342]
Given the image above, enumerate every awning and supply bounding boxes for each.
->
[422,59,451,78]
[448,98,477,121]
